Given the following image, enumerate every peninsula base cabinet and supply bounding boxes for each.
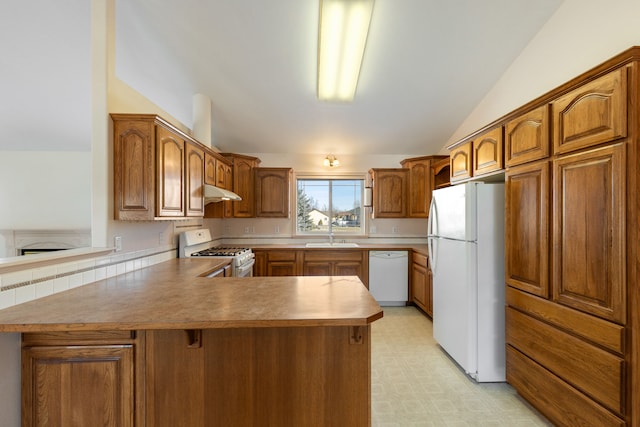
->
[21,327,372,427]
[410,252,431,317]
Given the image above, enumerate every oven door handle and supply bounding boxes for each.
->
[235,258,255,277]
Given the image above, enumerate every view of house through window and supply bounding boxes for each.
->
[296,178,364,235]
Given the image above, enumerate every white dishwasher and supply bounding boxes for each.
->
[368,251,409,306]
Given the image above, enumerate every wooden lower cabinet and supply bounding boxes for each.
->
[303,250,368,287]
[410,252,431,316]
[22,326,372,426]
[146,327,371,427]
[21,331,140,427]
[254,249,369,287]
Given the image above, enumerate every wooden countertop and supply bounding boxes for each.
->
[0,259,383,332]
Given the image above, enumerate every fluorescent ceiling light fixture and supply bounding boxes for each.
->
[318,0,374,102]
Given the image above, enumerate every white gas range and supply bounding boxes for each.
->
[178,229,255,277]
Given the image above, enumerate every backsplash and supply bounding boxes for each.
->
[0,245,176,310]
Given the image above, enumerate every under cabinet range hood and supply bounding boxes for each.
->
[204,184,242,204]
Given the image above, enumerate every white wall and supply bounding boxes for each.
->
[0,152,91,230]
[445,0,640,149]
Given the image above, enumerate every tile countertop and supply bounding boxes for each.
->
[0,258,383,333]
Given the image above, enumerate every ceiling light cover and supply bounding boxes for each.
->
[324,154,340,167]
[318,0,374,102]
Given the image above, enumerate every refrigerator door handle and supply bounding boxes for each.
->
[427,196,437,237]
[427,196,438,273]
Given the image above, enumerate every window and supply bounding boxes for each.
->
[296,178,364,235]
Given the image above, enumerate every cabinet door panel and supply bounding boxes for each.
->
[334,261,363,278]
[473,127,503,176]
[156,126,185,217]
[22,345,134,427]
[505,105,550,167]
[450,141,472,182]
[232,157,257,217]
[255,168,291,218]
[552,144,625,323]
[505,160,550,298]
[204,152,216,186]
[411,262,428,311]
[303,262,332,276]
[113,119,155,220]
[552,68,627,155]
[186,142,204,217]
[371,169,408,217]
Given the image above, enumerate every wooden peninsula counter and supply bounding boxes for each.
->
[0,259,383,427]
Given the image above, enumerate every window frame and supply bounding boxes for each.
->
[294,173,367,237]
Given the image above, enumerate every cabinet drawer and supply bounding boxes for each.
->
[505,104,550,166]
[303,250,364,262]
[507,346,624,427]
[552,67,627,155]
[506,307,624,414]
[266,250,297,262]
[23,330,136,346]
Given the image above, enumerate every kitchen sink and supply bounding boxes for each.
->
[305,242,360,248]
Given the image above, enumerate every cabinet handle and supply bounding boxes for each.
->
[185,329,202,348]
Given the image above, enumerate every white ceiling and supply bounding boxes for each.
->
[2,1,564,155]
[116,0,563,156]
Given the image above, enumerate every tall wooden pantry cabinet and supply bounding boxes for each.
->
[499,48,639,427]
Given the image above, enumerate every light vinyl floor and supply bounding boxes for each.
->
[371,306,553,426]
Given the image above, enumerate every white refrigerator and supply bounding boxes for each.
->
[427,182,505,382]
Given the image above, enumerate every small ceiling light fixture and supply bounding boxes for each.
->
[317,0,375,102]
[324,154,340,167]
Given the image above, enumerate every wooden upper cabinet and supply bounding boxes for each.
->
[369,168,408,218]
[400,156,448,218]
[226,154,260,218]
[449,141,472,183]
[216,160,231,190]
[113,114,209,220]
[505,104,550,167]
[552,67,627,155]
[472,127,504,176]
[156,125,185,217]
[505,160,550,298]
[204,152,217,186]
[552,144,625,323]
[113,118,155,220]
[255,168,292,218]
[185,142,205,217]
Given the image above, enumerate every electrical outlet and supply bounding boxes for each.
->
[114,236,122,252]
[244,227,250,233]
[370,226,377,234]
[274,226,280,233]
[392,226,398,234]
[158,232,164,245]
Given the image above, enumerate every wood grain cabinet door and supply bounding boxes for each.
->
[552,143,625,323]
[204,152,217,186]
[505,105,550,167]
[185,142,205,217]
[505,160,550,298]
[552,68,627,155]
[449,141,472,182]
[255,168,292,218]
[473,127,504,176]
[411,260,428,312]
[113,119,155,220]
[156,125,185,217]
[22,345,134,427]
[370,169,408,217]
[232,156,258,217]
